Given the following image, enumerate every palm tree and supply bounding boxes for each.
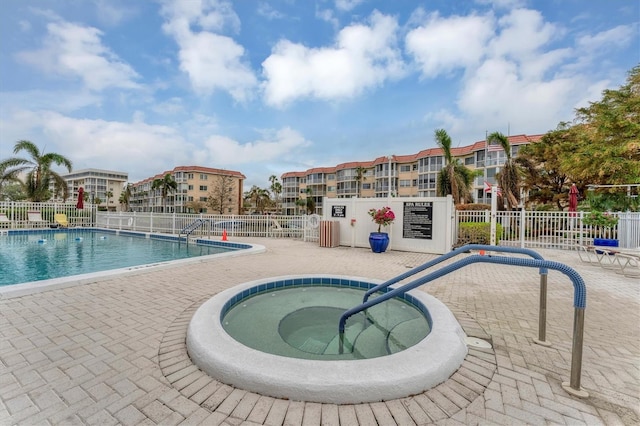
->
[0,140,73,202]
[434,129,475,204]
[245,185,271,213]
[119,183,132,211]
[151,173,178,213]
[269,175,282,213]
[296,187,315,214]
[488,131,520,209]
[104,190,113,211]
[354,166,367,197]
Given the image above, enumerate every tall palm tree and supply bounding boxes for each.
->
[488,131,520,209]
[119,183,132,211]
[0,140,73,202]
[354,166,366,197]
[269,175,282,213]
[434,129,475,204]
[151,173,178,213]
[104,190,113,211]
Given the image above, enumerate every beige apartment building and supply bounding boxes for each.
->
[281,134,542,215]
[60,168,129,211]
[129,166,245,214]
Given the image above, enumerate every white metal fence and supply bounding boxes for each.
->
[95,212,320,242]
[456,210,640,249]
[0,201,96,228]
[3,201,638,250]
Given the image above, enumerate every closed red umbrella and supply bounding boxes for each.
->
[76,187,84,209]
[568,184,578,217]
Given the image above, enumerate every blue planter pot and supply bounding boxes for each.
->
[594,238,618,247]
[369,232,390,253]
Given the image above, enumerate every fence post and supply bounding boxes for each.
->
[519,207,526,248]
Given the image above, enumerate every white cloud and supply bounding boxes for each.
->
[489,8,561,60]
[457,58,576,134]
[16,21,141,91]
[335,0,365,12]
[257,2,285,20]
[160,0,256,102]
[405,12,494,77]
[93,0,137,26]
[1,109,192,181]
[262,11,405,107]
[577,24,637,53]
[201,127,312,165]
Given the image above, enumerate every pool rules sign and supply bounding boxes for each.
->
[402,201,433,240]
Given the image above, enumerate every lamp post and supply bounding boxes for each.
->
[387,155,393,201]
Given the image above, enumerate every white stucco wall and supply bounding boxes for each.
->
[322,196,455,254]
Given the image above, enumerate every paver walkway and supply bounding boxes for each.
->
[1,238,639,425]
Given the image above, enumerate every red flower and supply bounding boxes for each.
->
[368,206,395,232]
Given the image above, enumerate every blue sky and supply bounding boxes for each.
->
[1,0,638,189]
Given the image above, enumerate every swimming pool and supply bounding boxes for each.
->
[0,228,262,298]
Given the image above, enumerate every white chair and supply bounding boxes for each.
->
[615,254,640,278]
[27,211,48,228]
[270,219,286,238]
[0,213,11,228]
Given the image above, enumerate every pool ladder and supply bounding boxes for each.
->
[179,219,211,242]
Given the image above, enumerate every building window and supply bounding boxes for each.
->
[465,157,474,165]
[199,196,207,202]
[362,183,371,189]
[400,165,411,172]
[188,185,194,190]
[199,185,207,191]
[399,180,412,187]
[187,173,194,179]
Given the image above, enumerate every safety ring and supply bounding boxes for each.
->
[308,214,320,228]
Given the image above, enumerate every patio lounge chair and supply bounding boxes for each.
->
[27,211,48,228]
[270,219,286,238]
[54,213,70,227]
[575,243,601,265]
[0,212,11,228]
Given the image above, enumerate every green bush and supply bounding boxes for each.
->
[456,203,491,211]
[456,222,503,246]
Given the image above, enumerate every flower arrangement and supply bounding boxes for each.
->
[583,211,619,228]
[368,206,395,233]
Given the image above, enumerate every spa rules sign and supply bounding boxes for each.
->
[402,201,433,240]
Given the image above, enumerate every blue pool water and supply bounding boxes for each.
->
[0,229,240,286]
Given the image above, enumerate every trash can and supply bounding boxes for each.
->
[319,221,340,247]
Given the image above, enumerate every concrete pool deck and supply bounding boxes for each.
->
[1,238,638,425]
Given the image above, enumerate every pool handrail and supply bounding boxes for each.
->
[363,244,548,303]
[338,253,588,397]
[179,218,212,240]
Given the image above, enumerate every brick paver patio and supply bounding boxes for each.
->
[1,238,638,425]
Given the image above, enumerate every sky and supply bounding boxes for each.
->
[0,0,638,189]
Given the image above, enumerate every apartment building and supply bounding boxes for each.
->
[281,134,542,215]
[60,168,129,211]
[129,166,245,214]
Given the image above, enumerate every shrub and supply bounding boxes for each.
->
[456,222,503,246]
[456,203,490,211]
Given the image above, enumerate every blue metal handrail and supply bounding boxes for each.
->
[338,253,588,396]
[363,244,548,303]
[341,255,585,333]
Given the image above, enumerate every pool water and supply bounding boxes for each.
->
[0,230,236,286]
[222,285,430,360]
